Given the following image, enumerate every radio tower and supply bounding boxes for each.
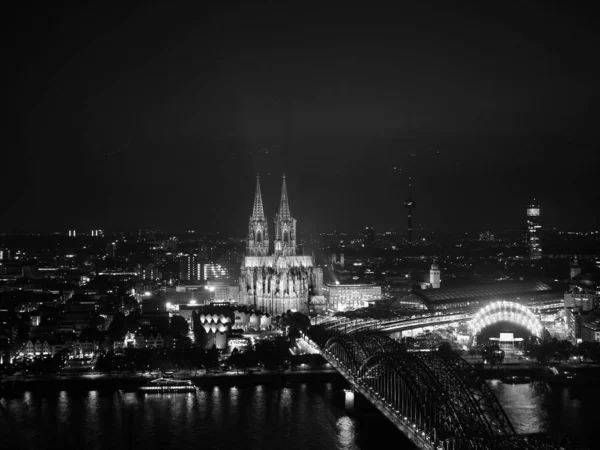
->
[404,179,416,244]
[404,150,417,243]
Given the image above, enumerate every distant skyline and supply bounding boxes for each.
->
[6,3,599,235]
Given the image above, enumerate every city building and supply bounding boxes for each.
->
[140,265,161,281]
[197,313,231,349]
[479,231,495,242]
[106,242,116,258]
[179,254,201,281]
[206,280,239,302]
[322,282,382,312]
[526,201,542,259]
[581,312,600,342]
[22,338,68,357]
[0,248,10,260]
[409,281,561,312]
[164,285,212,309]
[203,262,228,281]
[240,174,322,315]
[114,331,165,350]
[564,265,599,313]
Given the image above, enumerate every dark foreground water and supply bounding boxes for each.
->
[0,380,598,449]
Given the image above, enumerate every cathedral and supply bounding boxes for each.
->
[239,174,322,315]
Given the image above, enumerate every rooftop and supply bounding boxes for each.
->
[415,281,555,304]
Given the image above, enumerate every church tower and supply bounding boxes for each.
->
[274,174,297,256]
[430,258,441,289]
[246,175,269,256]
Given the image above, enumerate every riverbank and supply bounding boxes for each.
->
[0,369,344,394]
[477,362,600,382]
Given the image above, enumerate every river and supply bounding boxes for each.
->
[0,379,597,449]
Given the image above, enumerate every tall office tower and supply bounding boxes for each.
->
[246,174,270,256]
[273,174,297,256]
[179,254,201,281]
[404,198,416,243]
[526,201,542,260]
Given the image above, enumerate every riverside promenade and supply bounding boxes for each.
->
[0,367,342,393]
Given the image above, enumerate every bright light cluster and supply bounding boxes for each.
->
[139,379,197,393]
[139,386,197,392]
[469,301,543,337]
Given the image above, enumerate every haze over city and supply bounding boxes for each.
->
[7,3,599,234]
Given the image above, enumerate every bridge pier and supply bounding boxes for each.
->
[344,388,355,410]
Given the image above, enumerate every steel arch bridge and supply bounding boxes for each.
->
[317,334,557,450]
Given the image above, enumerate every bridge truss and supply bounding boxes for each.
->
[319,334,557,450]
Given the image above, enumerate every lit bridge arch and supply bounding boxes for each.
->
[469,301,543,337]
[315,334,554,449]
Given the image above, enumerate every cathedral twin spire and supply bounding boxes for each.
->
[247,174,297,256]
[247,174,269,256]
[252,174,266,221]
[278,173,291,221]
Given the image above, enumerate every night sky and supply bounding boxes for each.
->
[7,3,600,235]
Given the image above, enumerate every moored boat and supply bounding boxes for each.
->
[138,378,197,393]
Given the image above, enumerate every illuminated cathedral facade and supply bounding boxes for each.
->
[240,174,321,315]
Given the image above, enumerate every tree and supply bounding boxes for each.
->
[107,313,127,341]
[207,345,219,368]
[80,327,105,344]
[481,344,504,368]
[195,322,208,349]
[288,327,301,347]
[437,342,454,357]
[228,348,244,374]
[170,315,189,337]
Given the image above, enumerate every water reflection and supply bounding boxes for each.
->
[5,380,597,450]
[488,378,599,446]
[488,380,547,434]
[336,416,358,450]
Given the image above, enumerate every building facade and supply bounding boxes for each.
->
[179,254,201,281]
[322,282,382,312]
[240,175,322,315]
[526,202,542,260]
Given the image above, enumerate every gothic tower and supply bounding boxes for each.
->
[246,175,270,256]
[274,174,297,256]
